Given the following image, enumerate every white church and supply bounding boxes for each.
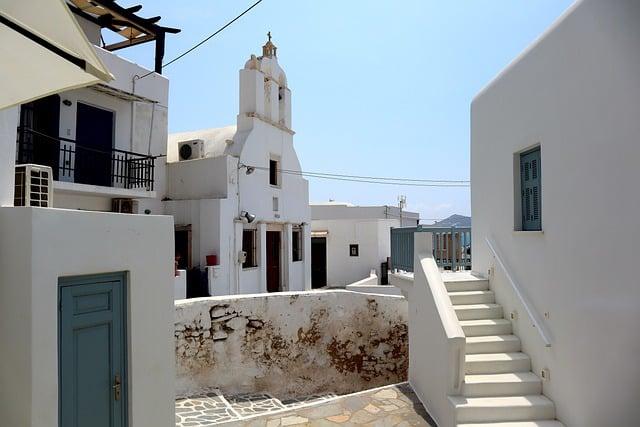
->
[165,35,311,295]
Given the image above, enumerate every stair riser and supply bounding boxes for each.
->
[463,380,542,397]
[456,306,503,321]
[465,358,531,375]
[456,404,555,423]
[450,293,495,305]
[466,339,521,354]
[445,281,489,292]
[462,323,513,337]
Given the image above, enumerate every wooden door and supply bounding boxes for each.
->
[59,273,127,427]
[266,231,281,292]
[75,103,114,187]
[311,237,327,289]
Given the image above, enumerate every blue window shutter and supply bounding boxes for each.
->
[520,148,541,230]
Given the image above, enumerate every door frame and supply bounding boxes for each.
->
[311,236,328,289]
[265,228,282,292]
[58,272,129,427]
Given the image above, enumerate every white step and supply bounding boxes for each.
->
[450,395,555,423]
[458,421,565,427]
[464,372,542,397]
[449,290,495,305]
[466,335,521,354]
[444,276,489,292]
[460,319,512,337]
[455,304,503,320]
[465,352,531,374]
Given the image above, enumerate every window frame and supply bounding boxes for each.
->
[515,145,542,231]
[292,228,303,262]
[349,244,359,257]
[242,228,258,269]
[269,155,281,187]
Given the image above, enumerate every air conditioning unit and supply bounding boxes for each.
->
[178,139,204,161]
[112,198,134,214]
[14,164,53,207]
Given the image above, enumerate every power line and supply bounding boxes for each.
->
[137,0,263,79]
[253,165,469,183]
[244,165,470,188]
[163,0,263,70]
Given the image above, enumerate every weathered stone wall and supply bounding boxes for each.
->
[175,290,408,399]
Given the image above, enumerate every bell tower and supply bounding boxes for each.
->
[238,33,292,131]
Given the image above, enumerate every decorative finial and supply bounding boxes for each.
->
[262,31,277,58]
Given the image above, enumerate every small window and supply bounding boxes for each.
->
[273,197,279,212]
[242,229,257,268]
[269,159,279,186]
[349,244,359,257]
[292,228,303,262]
[520,147,542,231]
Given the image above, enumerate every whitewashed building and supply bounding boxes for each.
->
[0,1,176,426]
[470,1,640,425]
[8,2,177,215]
[311,202,418,288]
[392,1,639,426]
[166,35,311,295]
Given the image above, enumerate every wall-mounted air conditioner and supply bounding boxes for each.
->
[178,139,204,161]
[112,198,134,214]
[14,164,53,207]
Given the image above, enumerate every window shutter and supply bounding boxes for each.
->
[520,148,541,230]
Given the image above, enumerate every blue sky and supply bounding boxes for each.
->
[111,0,573,222]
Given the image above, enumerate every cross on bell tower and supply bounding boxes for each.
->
[262,31,277,58]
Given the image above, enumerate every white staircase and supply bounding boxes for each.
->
[443,273,564,427]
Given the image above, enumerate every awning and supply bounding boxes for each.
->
[0,0,113,109]
[311,230,329,237]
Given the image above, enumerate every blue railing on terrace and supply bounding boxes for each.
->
[390,226,471,272]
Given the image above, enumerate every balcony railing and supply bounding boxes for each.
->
[390,225,472,272]
[16,127,156,191]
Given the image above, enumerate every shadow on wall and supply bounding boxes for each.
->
[174,290,408,399]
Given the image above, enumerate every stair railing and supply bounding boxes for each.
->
[485,236,552,347]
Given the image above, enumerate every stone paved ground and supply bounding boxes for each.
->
[176,383,435,426]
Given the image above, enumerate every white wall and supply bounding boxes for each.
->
[175,290,407,399]
[312,203,419,227]
[166,156,230,200]
[0,107,19,206]
[312,218,398,287]
[471,1,640,425]
[0,207,175,427]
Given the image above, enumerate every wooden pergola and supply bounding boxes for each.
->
[67,0,180,74]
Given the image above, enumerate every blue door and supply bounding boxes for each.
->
[59,273,127,427]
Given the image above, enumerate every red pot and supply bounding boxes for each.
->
[206,255,218,266]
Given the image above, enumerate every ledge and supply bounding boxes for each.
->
[54,181,157,199]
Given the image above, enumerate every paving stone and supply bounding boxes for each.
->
[364,403,381,414]
[373,389,398,400]
[326,413,351,423]
[280,415,309,426]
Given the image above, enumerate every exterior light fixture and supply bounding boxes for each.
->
[245,166,255,175]
[240,210,256,223]
[62,99,72,106]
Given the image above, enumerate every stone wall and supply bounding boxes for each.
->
[174,290,408,399]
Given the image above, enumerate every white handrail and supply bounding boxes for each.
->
[485,236,552,347]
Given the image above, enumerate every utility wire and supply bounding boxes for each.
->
[137,0,263,79]
[163,0,263,69]
[244,165,470,188]
[252,165,469,183]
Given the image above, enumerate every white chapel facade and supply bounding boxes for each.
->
[165,35,311,295]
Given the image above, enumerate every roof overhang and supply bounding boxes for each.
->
[67,0,180,73]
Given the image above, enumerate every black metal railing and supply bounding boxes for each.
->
[16,127,156,191]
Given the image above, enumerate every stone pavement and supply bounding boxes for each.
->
[176,383,435,426]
